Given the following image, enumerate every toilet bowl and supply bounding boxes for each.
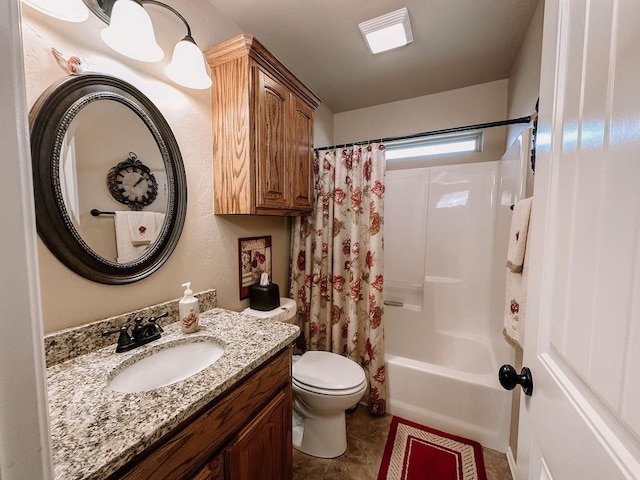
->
[292,351,367,458]
[242,300,367,458]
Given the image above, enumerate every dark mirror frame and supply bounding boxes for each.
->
[29,73,187,284]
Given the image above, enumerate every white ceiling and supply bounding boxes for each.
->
[207,0,540,113]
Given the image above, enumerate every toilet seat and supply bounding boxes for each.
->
[292,351,367,395]
[292,377,367,396]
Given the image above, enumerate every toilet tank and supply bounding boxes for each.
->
[242,298,297,324]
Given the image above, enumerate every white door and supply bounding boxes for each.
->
[515,0,640,479]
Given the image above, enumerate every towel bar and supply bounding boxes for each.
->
[91,209,116,216]
[383,300,404,307]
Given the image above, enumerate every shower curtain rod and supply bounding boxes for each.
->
[314,115,532,151]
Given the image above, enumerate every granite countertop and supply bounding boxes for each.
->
[47,308,299,480]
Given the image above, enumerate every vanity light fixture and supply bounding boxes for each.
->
[358,7,413,54]
[27,0,213,89]
[99,0,164,63]
[164,34,213,90]
[91,0,213,89]
[22,0,90,23]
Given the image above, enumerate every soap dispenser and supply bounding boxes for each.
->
[179,282,200,333]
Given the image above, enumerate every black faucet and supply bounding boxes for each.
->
[102,312,169,353]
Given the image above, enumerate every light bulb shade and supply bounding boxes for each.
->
[22,0,89,22]
[164,37,212,89]
[100,0,164,63]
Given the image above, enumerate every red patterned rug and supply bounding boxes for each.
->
[377,417,487,480]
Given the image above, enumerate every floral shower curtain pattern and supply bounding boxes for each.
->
[290,143,387,415]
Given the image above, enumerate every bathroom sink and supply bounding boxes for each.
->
[108,340,225,393]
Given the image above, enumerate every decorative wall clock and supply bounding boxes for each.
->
[107,152,158,210]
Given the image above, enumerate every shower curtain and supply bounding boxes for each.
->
[290,144,387,415]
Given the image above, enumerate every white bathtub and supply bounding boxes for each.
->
[385,330,511,452]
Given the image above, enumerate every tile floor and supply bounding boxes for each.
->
[292,406,513,480]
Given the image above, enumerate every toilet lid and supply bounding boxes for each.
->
[292,351,366,390]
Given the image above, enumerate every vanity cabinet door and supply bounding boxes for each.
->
[113,348,292,480]
[191,453,224,479]
[225,387,292,480]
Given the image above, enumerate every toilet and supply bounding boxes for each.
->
[291,351,367,458]
[242,298,367,459]
[242,297,298,324]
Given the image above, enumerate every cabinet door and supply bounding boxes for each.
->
[289,95,314,211]
[225,388,292,480]
[255,68,289,210]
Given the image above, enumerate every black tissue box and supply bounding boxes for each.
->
[249,283,280,311]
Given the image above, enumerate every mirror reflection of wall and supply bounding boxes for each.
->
[60,99,168,262]
[60,130,80,226]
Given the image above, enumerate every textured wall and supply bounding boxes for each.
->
[506,0,544,148]
[313,103,334,148]
[503,0,544,461]
[21,3,298,333]
[506,0,544,199]
[333,80,509,163]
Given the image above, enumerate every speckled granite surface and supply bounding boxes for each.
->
[47,308,299,480]
[45,289,217,367]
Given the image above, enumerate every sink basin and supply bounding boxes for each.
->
[108,340,225,393]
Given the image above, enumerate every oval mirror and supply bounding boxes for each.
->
[29,73,187,284]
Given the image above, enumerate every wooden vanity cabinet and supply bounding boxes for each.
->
[204,34,320,215]
[225,389,292,479]
[113,347,293,480]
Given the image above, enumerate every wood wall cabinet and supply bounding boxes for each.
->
[205,34,320,215]
[112,348,293,480]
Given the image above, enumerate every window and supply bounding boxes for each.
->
[385,131,482,161]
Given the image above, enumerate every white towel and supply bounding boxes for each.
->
[114,211,165,263]
[127,211,159,246]
[506,197,533,273]
[503,198,533,350]
[503,262,528,350]
[154,212,165,239]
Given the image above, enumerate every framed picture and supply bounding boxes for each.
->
[238,236,272,300]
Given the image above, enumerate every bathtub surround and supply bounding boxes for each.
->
[377,416,487,480]
[290,144,387,415]
[383,161,517,451]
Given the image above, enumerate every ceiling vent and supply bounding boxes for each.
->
[358,7,413,54]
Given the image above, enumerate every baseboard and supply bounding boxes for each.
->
[506,446,517,479]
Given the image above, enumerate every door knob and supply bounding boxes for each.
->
[498,364,533,396]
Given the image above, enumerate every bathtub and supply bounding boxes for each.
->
[385,328,511,452]
[383,160,522,453]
